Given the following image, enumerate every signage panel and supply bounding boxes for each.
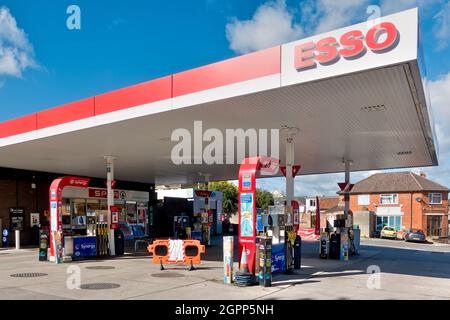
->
[73,236,97,258]
[281,8,418,86]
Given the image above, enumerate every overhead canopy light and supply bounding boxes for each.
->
[360,104,387,112]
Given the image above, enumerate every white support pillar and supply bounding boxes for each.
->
[343,159,353,219]
[286,138,294,206]
[15,230,20,250]
[105,156,117,256]
[282,127,299,208]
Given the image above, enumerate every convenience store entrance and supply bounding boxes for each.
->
[61,186,150,241]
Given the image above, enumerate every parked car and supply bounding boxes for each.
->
[404,229,426,243]
[396,229,406,240]
[380,226,397,239]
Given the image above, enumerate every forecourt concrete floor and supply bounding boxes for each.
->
[1,238,450,300]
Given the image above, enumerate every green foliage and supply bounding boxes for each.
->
[256,188,274,210]
[186,181,274,215]
[208,181,238,216]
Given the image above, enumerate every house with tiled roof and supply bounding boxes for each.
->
[339,171,449,239]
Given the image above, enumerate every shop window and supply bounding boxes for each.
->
[428,193,442,205]
[126,201,137,224]
[376,215,402,231]
[358,194,370,205]
[380,194,398,205]
[71,199,87,229]
[61,198,71,227]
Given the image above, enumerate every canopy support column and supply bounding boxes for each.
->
[343,159,353,219]
[105,156,117,256]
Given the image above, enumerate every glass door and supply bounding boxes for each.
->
[427,215,442,237]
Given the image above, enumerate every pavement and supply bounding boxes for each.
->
[0,237,449,300]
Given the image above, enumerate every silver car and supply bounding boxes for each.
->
[404,229,426,243]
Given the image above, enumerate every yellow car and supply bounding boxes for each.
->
[380,226,397,239]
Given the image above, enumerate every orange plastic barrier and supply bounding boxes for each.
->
[147,239,205,266]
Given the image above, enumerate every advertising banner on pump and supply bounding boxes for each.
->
[240,193,254,238]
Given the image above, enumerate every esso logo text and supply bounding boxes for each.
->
[294,22,399,71]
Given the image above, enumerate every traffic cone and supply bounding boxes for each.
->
[234,245,256,286]
[239,246,250,273]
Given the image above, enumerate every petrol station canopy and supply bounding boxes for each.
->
[0,8,438,184]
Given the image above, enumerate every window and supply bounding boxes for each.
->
[427,215,442,237]
[428,193,442,204]
[376,216,402,231]
[358,194,370,205]
[380,194,398,205]
[309,199,316,207]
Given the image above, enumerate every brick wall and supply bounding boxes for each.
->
[0,179,48,246]
[349,191,449,237]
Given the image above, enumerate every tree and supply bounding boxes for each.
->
[256,188,274,210]
[208,181,238,217]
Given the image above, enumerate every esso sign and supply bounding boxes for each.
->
[295,22,399,71]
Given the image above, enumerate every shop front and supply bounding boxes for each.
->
[375,207,403,235]
[49,176,150,262]
[61,186,150,243]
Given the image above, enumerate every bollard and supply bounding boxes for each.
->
[258,237,272,287]
[294,235,302,269]
[2,228,9,247]
[38,229,49,261]
[15,230,20,250]
[223,236,234,284]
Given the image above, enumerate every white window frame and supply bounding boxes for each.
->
[380,194,398,205]
[357,194,370,206]
[428,193,442,205]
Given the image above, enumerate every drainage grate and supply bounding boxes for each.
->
[85,266,115,270]
[152,272,184,278]
[10,272,48,278]
[80,283,120,290]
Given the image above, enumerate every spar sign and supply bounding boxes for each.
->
[281,8,419,86]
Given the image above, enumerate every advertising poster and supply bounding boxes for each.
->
[50,201,58,232]
[240,193,254,237]
[30,213,40,227]
[271,243,286,273]
[223,236,233,284]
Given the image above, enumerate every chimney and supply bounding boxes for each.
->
[419,171,427,178]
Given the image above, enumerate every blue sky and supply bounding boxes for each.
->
[0,0,449,195]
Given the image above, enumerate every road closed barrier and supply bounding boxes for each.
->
[148,239,205,271]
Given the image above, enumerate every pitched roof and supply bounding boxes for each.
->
[318,197,340,210]
[342,172,449,194]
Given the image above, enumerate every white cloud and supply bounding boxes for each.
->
[225,0,303,54]
[433,1,450,49]
[300,0,369,34]
[379,0,442,15]
[0,6,37,78]
[225,0,449,54]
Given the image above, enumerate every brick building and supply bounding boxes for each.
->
[343,172,449,239]
[298,196,339,229]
